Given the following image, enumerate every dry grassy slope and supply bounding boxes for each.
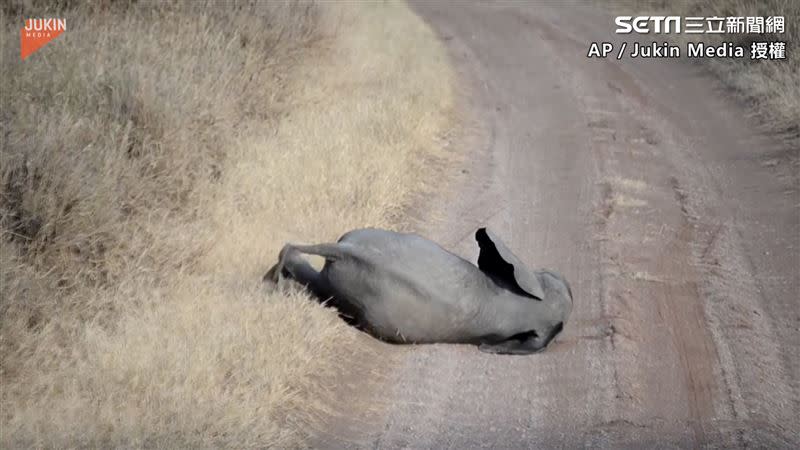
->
[0,1,454,448]
[607,0,799,143]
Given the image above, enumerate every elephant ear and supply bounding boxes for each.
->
[475,228,545,300]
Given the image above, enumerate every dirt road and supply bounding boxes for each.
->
[315,2,799,448]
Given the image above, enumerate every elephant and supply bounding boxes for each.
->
[263,227,573,355]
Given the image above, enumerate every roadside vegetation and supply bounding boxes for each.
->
[0,0,454,447]
[612,0,799,144]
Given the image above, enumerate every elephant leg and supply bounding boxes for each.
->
[267,241,359,278]
[264,242,365,327]
[264,243,345,299]
[263,244,296,284]
[289,243,350,261]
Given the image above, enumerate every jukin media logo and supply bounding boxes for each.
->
[21,18,66,60]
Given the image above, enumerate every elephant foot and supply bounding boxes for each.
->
[263,264,278,284]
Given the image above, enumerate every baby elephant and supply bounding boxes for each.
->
[263,227,573,355]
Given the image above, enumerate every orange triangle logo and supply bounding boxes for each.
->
[21,18,66,60]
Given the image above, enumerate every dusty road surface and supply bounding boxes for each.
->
[313,2,799,448]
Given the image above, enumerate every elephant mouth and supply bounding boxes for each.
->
[505,322,564,347]
[507,329,539,343]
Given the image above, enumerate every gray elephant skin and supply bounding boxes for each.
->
[263,227,573,355]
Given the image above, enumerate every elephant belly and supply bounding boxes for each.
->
[363,292,472,343]
[323,260,486,343]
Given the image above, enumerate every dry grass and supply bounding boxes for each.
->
[608,0,799,143]
[0,0,454,447]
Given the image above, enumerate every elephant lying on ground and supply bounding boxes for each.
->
[263,227,573,355]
